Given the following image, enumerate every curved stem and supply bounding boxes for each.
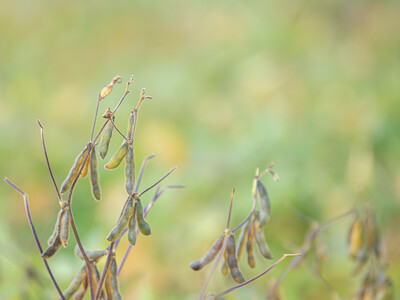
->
[95,243,114,300]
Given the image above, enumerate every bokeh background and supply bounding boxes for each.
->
[1,0,399,299]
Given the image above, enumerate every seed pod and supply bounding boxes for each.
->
[60,207,70,248]
[74,245,108,262]
[190,233,224,271]
[365,208,380,257]
[72,275,88,300]
[348,214,364,259]
[128,201,137,246]
[105,141,129,170]
[107,196,134,242]
[93,263,106,300]
[136,198,151,236]
[47,209,64,246]
[79,150,91,178]
[104,259,113,300]
[226,232,245,283]
[63,265,87,299]
[127,110,135,140]
[221,259,228,276]
[89,146,101,201]
[60,144,90,194]
[246,217,256,268]
[42,235,62,259]
[106,253,122,300]
[99,116,115,159]
[254,212,273,259]
[236,219,250,261]
[99,75,121,100]
[125,144,135,195]
[257,180,271,227]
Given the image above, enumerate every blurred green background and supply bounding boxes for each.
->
[1,0,399,299]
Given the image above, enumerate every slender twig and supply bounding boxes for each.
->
[109,117,129,142]
[134,154,156,194]
[95,243,114,300]
[213,253,301,298]
[226,189,235,229]
[138,167,179,197]
[4,178,65,300]
[198,234,229,300]
[37,120,64,207]
[90,100,100,142]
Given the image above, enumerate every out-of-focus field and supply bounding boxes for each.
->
[0,1,399,299]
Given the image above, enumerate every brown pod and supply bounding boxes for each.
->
[190,233,224,271]
[125,144,135,195]
[60,143,90,194]
[254,212,273,259]
[257,180,271,227]
[99,116,115,159]
[246,217,256,268]
[63,265,87,299]
[226,232,245,283]
[221,246,229,276]
[60,207,70,248]
[348,214,364,259]
[107,253,122,300]
[99,75,121,100]
[42,235,62,259]
[72,275,88,300]
[47,209,64,246]
[79,150,91,178]
[236,219,250,261]
[89,145,101,201]
[107,196,134,241]
[365,208,380,257]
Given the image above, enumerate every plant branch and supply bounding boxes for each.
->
[109,117,129,142]
[226,189,235,229]
[138,167,179,197]
[4,178,65,300]
[134,154,156,194]
[95,243,114,300]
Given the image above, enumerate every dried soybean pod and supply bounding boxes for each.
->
[246,217,256,268]
[99,116,115,159]
[72,275,88,300]
[60,207,70,248]
[79,150,91,178]
[221,246,229,276]
[348,214,364,259]
[42,235,62,259]
[74,245,108,262]
[257,180,271,227]
[109,253,122,300]
[236,219,250,261]
[60,143,90,194]
[99,75,122,100]
[105,141,129,170]
[254,212,273,259]
[190,233,224,271]
[63,265,87,299]
[47,208,64,246]
[107,196,134,242]
[104,259,113,300]
[136,198,151,235]
[125,144,135,195]
[128,200,137,246]
[226,232,245,283]
[89,145,101,201]
[127,110,135,140]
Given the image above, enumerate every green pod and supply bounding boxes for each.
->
[60,208,70,248]
[74,245,108,262]
[42,235,62,259]
[257,180,271,227]
[246,217,256,268]
[125,144,135,195]
[190,233,224,271]
[47,209,64,246]
[226,233,245,283]
[72,275,88,300]
[104,259,113,300]
[60,144,90,194]
[63,265,87,300]
[107,197,134,242]
[254,212,273,259]
[128,201,137,246]
[105,141,128,170]
[236,219,250,261]
[89,146,101,201]
[99,116,115,159]
[127,110,135,140]
[136,198,151,235]
[109,254,122,300]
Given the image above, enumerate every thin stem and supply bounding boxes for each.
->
[37,120,64,207]
[95,243,114,300]
[111,76,134,114]
[226,189,235,229]
[199,235,229,300]
[213,253,301,298]
[134,154,156,194]
[138,167,179,197]
[117,244,132,276]
[69,209,95,300]
[4,178,65,300]
[90,100,100,142]
[232,209,255,233]
[109,117,129,142]
[285,201,315,224]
